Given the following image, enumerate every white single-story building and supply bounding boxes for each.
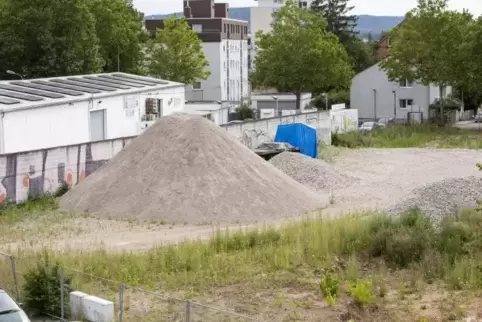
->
[0,73,185,154]
[251,92,314,119]
[181,101,230,125]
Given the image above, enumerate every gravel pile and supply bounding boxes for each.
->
[388,176,482,218]
[60,115,324,224]
[269,152,357,192]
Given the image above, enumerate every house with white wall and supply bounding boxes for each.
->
[145,0,249,111]
[350,63,450,122]
[0,73,185,154]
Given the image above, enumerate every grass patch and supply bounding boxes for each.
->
[332,124,482,149]
[0,195,58,222]
[3,209,482,294]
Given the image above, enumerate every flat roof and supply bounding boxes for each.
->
[0,73,184,112]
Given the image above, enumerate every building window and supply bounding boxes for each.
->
[193,82,201,89]
[192,24,202,33]
[399,79,413,88]
[399,99,414,109]
[299,1,307,8]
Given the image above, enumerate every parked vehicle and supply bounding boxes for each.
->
[0,289,30,322]
[474,113,482,123]
[377,117,395,127]
[359,122,381,133]
[253,142,299,160]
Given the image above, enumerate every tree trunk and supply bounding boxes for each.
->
[295,92,301,111]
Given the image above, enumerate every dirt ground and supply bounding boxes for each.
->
[2,148,482,253]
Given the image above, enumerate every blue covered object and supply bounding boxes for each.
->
[274,123,317,158]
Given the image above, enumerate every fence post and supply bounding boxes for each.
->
[59,267,64,321]
[185,301,191,322]
[9,256,20,302]
[118,284,124,322]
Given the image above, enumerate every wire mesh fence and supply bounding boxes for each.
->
[0,252,261,322]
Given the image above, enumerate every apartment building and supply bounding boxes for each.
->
[145,0,249,109]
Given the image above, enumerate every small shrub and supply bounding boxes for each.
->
[439,210,482,261]
[54,182,70,198]
[368,210,433,268]
[348,280,373,307]
[22,254,71,317]
[319,273,339,306]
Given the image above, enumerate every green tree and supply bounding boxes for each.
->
[147,16,210,84]
[251,0,353,109]
[0,0,103,79]
[310,0,358,42]
[311,0,375,73]
[343,38,376,73]
[236,103,255,120]
[88,0,145,73]
[380,0,475,121]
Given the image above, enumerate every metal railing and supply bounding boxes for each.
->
[0,252,261,322]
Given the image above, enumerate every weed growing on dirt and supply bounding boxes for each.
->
[3,208,482,315]
[348,279,373,307]
[332,124,482,149]
[319,273,339,306]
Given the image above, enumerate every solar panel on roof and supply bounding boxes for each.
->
[11,82,84,96]
[113,73,169,85]
[97,74,158,86]
[0,97,20,105]
[51,79,117,92]
[85,76,144,88]
[0,84,64,99]
[0,90,43,101]
[72,77,131,90]
[32,81,101,94]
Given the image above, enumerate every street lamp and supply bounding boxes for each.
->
[321,93,328,110]
[392,90,397,119]
[6,70,24,80]
[373,89,377,121]
[272,96,279,117]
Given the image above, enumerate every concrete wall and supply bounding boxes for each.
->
[330,109,359,133]
[221,110,332,148]
[0,137,134,204]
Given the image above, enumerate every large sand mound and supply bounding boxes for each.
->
[60,115,324,224]
[269,152,357,192]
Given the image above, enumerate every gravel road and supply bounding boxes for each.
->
[328,148,482,214]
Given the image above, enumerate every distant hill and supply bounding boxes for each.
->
[145,8,403,39]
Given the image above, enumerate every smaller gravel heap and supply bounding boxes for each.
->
[388,177,482,218]
[269,152,357,192]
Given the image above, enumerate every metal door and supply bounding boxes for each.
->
[90,110,105,141]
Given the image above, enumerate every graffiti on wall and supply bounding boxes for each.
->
[0,137,133,204]
[241,129,268,149]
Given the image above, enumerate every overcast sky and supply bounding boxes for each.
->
[135,0,482,16]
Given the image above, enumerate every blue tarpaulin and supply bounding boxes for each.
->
[274,123,317,158]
